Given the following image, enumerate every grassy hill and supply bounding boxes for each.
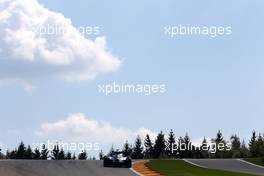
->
[146,160,257,176]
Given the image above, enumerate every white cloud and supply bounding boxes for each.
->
[0,78,36,92]
[0,0,121,86]
[36,113,157,152]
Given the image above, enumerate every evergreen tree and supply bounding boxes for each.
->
[25,145,33,159]
[212,130,225,158]
[66,151,72,160]
[200,137,209,158]
[7,149,17,159]
[40,144,49,160]
[230,135,241,158]
[154,131,166,158]
[108,145,115,155]
[0,148,3,159]
[33,148,41,159]
[58,148,66,160]
[249,131,257,157]
[17,141,26,159]
[255,133,264,157]
[240,140,249,158]
[78,151,87,160]
[144,134,154,159]
[178,136,185,158]
[51,144,60,160]
[167,129,176,158]
[99,150,104,160]
[132,136,143,159]
[72,153,76,160]
[123,141,132,157]
[183,133,193,158]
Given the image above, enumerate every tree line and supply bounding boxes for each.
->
[0,130,263,160]
[0,142,95,160]
[108,130,264,160]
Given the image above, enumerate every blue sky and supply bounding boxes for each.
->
[0,0,264,153]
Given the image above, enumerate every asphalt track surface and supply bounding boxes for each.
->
[186,159,264,176]
[0,160,138,176]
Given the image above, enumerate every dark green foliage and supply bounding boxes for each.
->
[153,131,166,158]
[211,130,226,158]
[166,129,176,158]
[183,133,193,158]
[51,144,60,160]
[99,150,104,160]
[24,145,33,159]
[78,151,87,160]
[33,148,41,159]
[40,144,49,160]
[66,151,72,160]
[122,141,132,157]
[132,135,143,159]
[72,153,76,160]
[0,148,4,159]
[255,134,264,157]
[58,148,66,160]
[249,131,257,157]
[144,134,154,159]
[17,141,26,159]
[200,137,209,158]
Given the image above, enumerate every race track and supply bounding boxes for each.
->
[185,159,264,176]
[0,160,137,176]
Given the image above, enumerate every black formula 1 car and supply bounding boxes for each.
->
[103,151,132,168]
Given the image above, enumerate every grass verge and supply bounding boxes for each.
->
[146,160,257,176]
[244,158,264,166]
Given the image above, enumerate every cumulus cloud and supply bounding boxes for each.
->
[36,113,157,151]
[0,0,121,86]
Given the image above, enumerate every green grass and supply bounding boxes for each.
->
[146,160,257,176]
[244,158,264,166]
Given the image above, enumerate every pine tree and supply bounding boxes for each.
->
[249,131,257,157]
[256,133,264,157]
[123,141,132,157]
[183,133,192,158]
[212,130,225,158]
[66,151,72,160]
[78,151,87,160]
[200,137,209,158]
[0,148,3,159]
[167,129,176,158]
[8,150,18,159]
[144,134,154,159]
[51,144,60,160]
[72,153,76,160]
[178,136,185,158]
[154,131,166,158]
[40,144,49,160]
[25,145,33,159]
[33,148,41,159]
[17,141,26,159]
[132,136,143,159]
[109,145,115,155]
[240,139,249,158]
[230,135,241,158]
[58,148,66,160]
[99,150,104,160]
